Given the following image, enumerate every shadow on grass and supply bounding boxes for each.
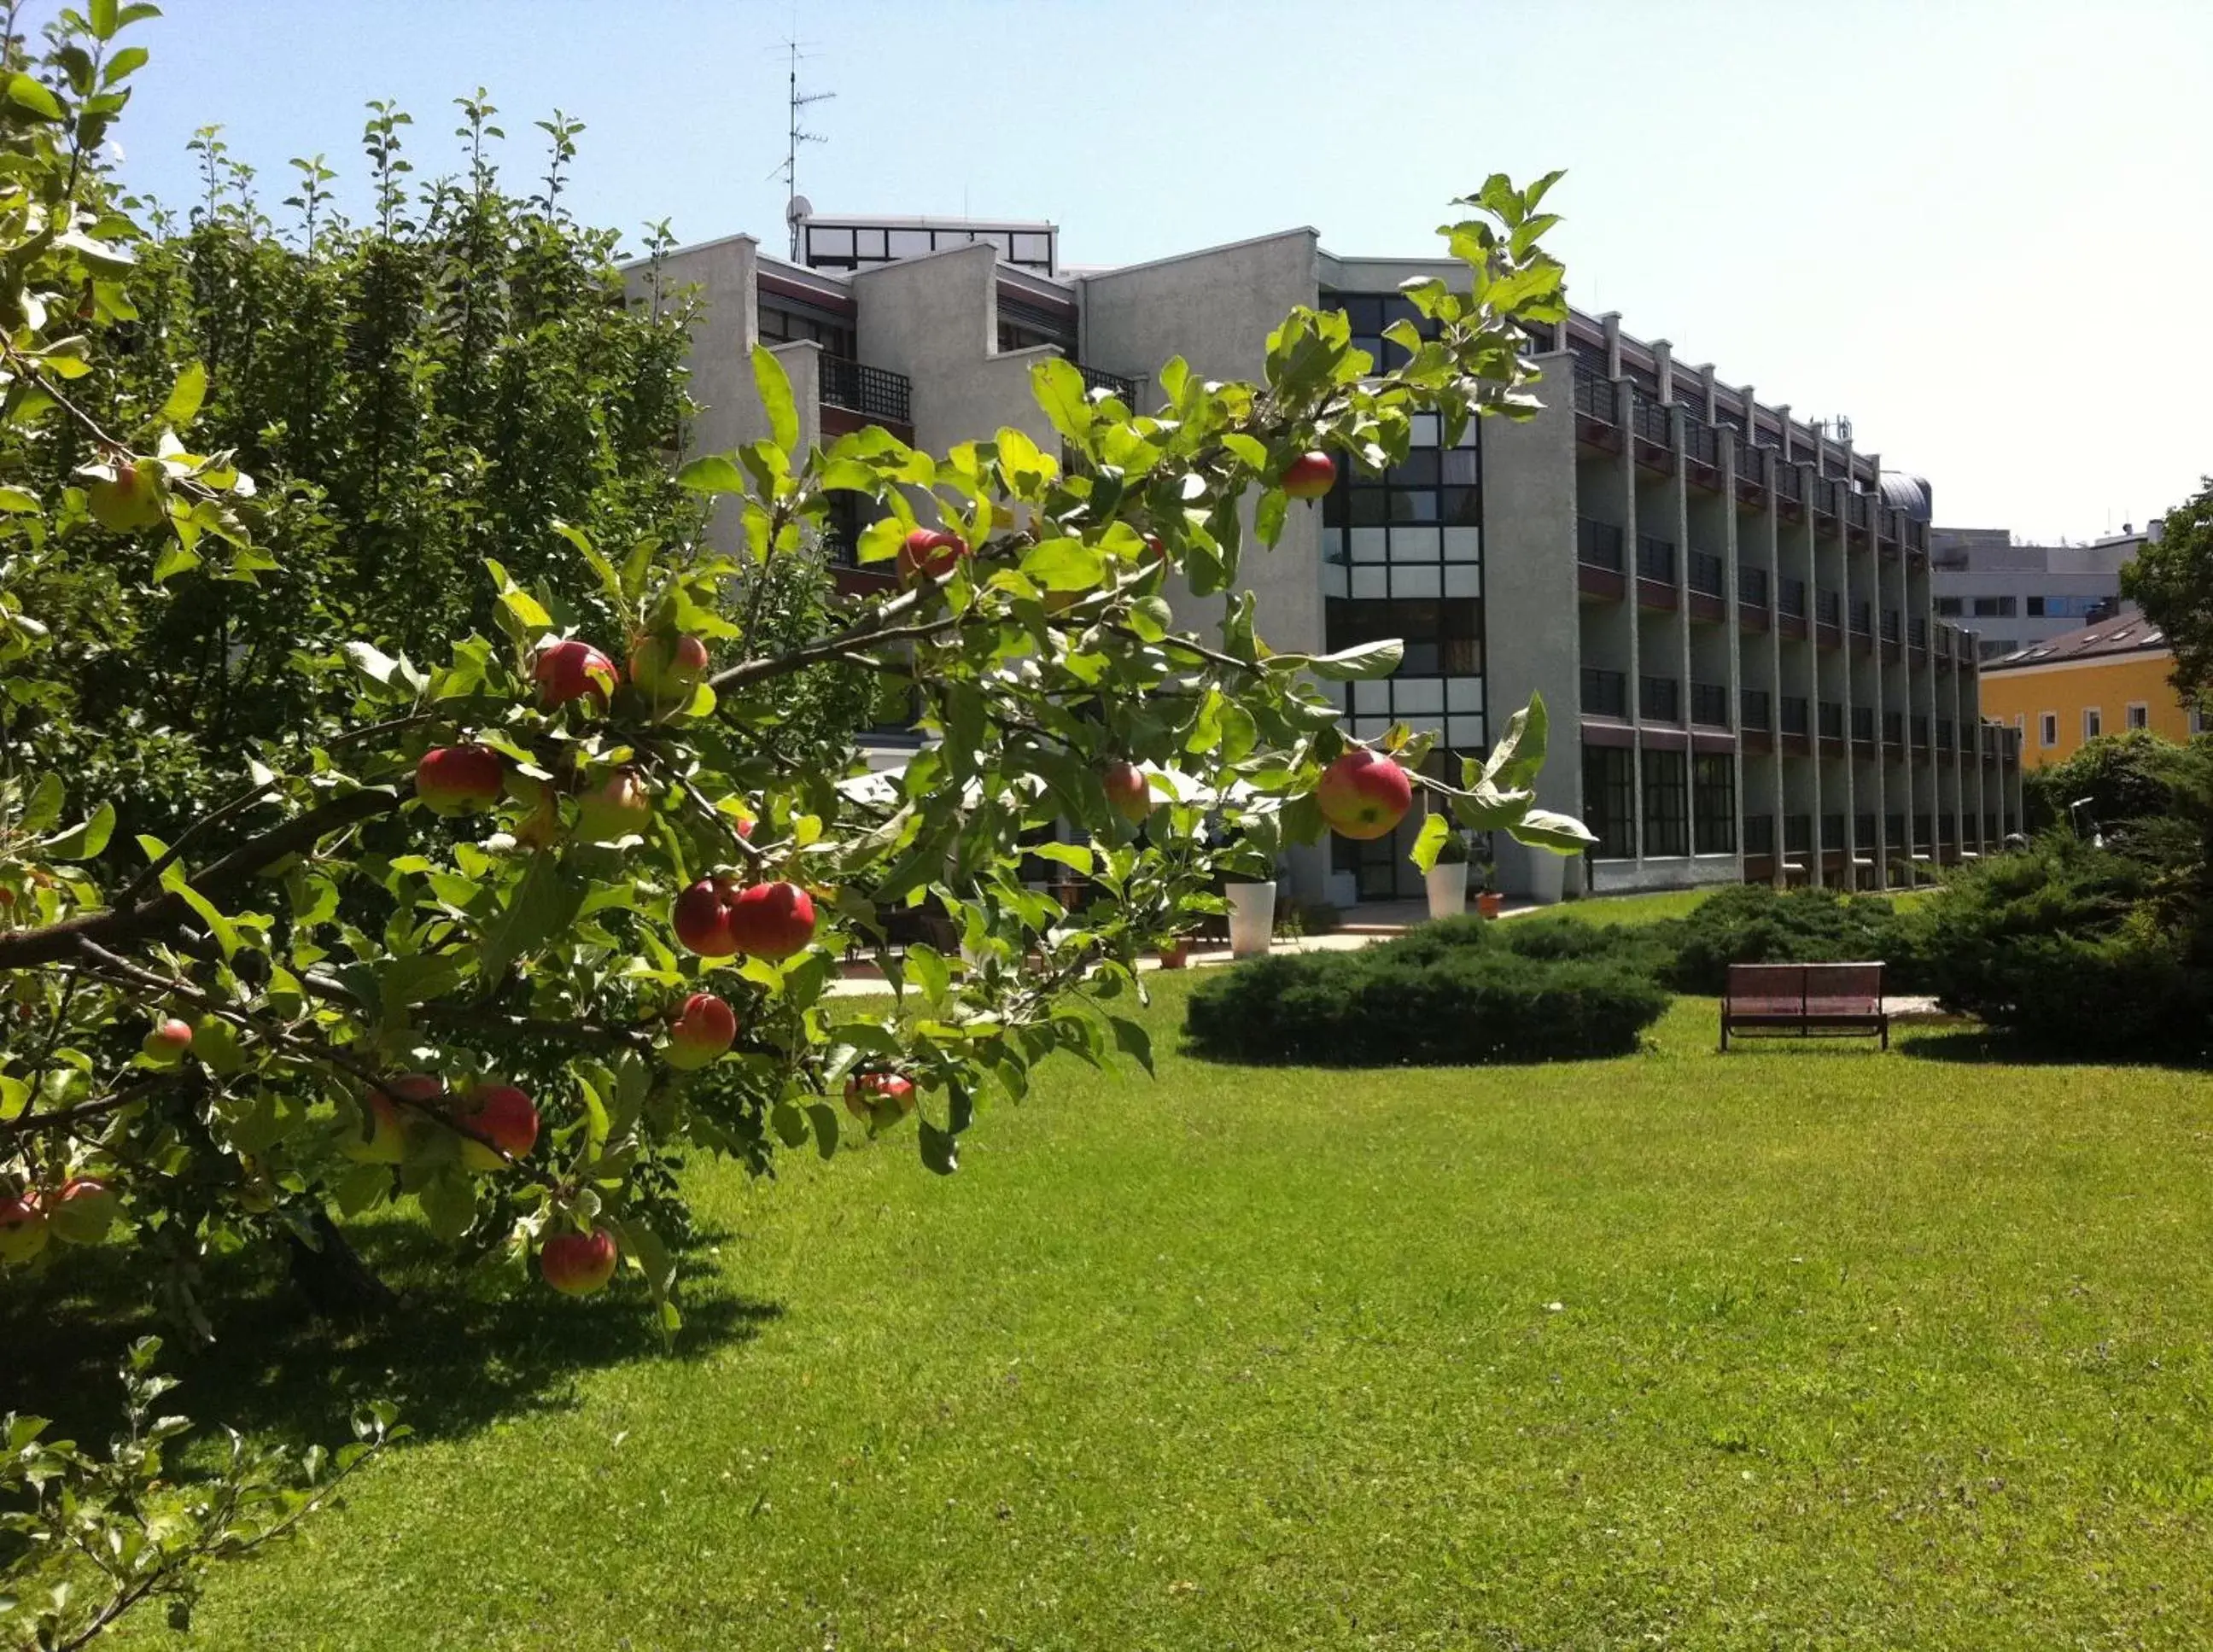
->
[0,1210,781,1452]
[1896,1026,2212,1070]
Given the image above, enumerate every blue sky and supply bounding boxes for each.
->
[112,0,2212,542]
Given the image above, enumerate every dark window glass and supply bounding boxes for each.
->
[1743,814,1774,855]
[1693,755,1736,854]
[1439,487,1482,525]
[1582,745,1635,859]
[1390,489,1439,523]
[1934,595,1963,616]
[1325,598,1482,675]
[1643,750,1690,857]
[1387,450,1440,487]
[1441,448,1480,486]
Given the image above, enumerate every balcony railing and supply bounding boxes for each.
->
[1573,368,1618,423]
[1639,674,1681,722]
[1848,491,1871,529]
[1577,517,1625,570]
[1816,588,1842,627]
[820,357,913,424]
[1778,575,1807,618]
[1881,610,1901,643]
[1882,711,1903,744]
[1632,394,1671,446]
[1780,695,1810,736]
[1936,717,1955,750]
[1637,534,1677,582]
[1688,550,1725,597]
[1908,616,1929,649]
[1078,365,1137,403]
[1909,519,1928,552]
[1881,508,1903,541]
[1690,680,1731,727]
[1735,440,1766,486]
[1818,700,1844,740]
[1848,599,1872,635]
[1739,564,1770,606]
[1778,464,1803,503]
[1741,687,1772,730]
[1823,813,1847,846]
[1684,417,1719,465]
[1744,814,1775,855]
[1850,705,1875,742]
[1785,814,1813,854]
[1580,666,1627,718]
[1856,814,1877,848]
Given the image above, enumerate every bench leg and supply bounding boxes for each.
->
[1720,1019,1729,1053]
[1880,1019,1889,1052]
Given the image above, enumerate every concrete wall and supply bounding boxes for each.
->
[635,234,769,552]
[1480,350,1583,897]
[851,242,1058,462]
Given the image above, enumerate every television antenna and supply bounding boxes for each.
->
[770,38,832,258]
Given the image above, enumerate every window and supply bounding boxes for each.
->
[1320,369,1481,584]
[1325,598,1482,677]
[2083,708,2102,740]
[2193,705,2207,736]
[758,303,855,359]
[2028,594,2109,620]
[2040,713,2058,748]
[1933,595,1964,616]
[1581,745,1635,859]
[2127,703,2149,730]
[1692,754,1736,855]
[1972,595,2017,617]
[1642,750,1690,858]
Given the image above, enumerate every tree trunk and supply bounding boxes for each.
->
[286,1211,399,1319]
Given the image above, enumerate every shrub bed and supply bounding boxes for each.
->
[1644,884,1920,993]
[1183,916,1670,1065]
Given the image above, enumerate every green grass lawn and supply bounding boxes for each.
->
[1548,884,1935,928]
[32,982,2213,1649]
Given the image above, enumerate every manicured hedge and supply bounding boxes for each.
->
[1183,917,1670,1065]
[1646,884,1920,993]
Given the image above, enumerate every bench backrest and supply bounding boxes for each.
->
[1725,960,1884,1013]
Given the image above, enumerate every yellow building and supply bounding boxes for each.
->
[1978,612,2204,768]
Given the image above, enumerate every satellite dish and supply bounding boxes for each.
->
[785,195,812,225]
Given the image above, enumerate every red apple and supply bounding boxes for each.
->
[534,639,616,710]
[453,1083,539,1173]
[1101,759,1153,824]
[416,744,504,815]
[897,528,970,582]
[50,1177,118,1245]
[629,633,709,699]
[1315,749,1413,841]
[844,1071,916,1122]
[347,1074,436,1165]
[141,1016,194,1065]
[673,874,744,958]
[666,992,738,1071]
[540,1226,619,1296]
[726,881,816,960]
[575,768,652,844]
[87,457,166,533]
[1280,451,1337,500]
[0,1190,48,1264]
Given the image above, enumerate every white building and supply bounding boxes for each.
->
[1930,525,2159,660]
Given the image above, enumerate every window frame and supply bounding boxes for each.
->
[2083,707,2102,741]
[1691,753,1736,855]
[2040,712,2058,748]
[1642,749,1690,859]
[2126,702,2149,731]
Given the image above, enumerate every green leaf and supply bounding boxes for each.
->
[1108,1015,1153,1077]
[770,1101,809,1148]
[856,513,908,565]
[918,1115,959,1176]
[159,361,207,429]
[4,74,62,121]
[40,802,113,860]
[19,772,63,836]
[342,639,400,687]
[101,44,149,85]
[905,942,951,1004]
[1409,811,1451,873]
[149,542,201,584]
[1031,357,1094,447]
[805,1102,839,1161]
[1031,841,1093,875]
[1254,487,1288,549]
[676,455,747,494]
[1302,638,1404,681]
[752,344,798,456]
[1019,538,1104,593]
[1483,693,1549,793]
[419,1170,477,1243]
[0,485,39,512]
[87,0,119,38]
[1507,807,1597,852]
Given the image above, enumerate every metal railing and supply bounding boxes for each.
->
[1638,674,1681,722]
[1778,464,1803,503]
[1936,717,1954,750]
[1741,687,1772,730]
[1688,550,1725,597]
[1848,598,1872,635]
[1778,575,1808,618]
[1735,440,1766,486]
[1909,616,1929,649]
[1690,681,1731,727]
[1856,814,1877,849]
[1632,393,1672,445]
[1573,368,1618,423]
[1785,814,1813,854]
[1818,700,1844,740]
[1577,517,1625,570]
[1882,710,1903,745]
[1739,564,1770,606]
[1078,365,1137,403]
[1744,814,1775,855]
[1780,695,1810,736]
[1637,534,1677,581]
[1851,705,1875,742]
[1817,587,1842,627]
[1881,610,1901,643]
[1683,417,1719,465]
[1580,666,1627,718]
[1823,813,1847,846]
[820,357,913,423]
[1848,491,1871,528]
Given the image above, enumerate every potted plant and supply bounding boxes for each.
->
[1222,842,1279,960]
[1475,844,1504,919]
[1158,933,1192,970]
[1424,826,1471,920]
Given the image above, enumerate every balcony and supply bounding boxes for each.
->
[1639,674,1681,723]
[820,357,913,425]
[1779,695,1810,737]
[1683,416,1720,467]
[1816,587,1842,630]
[1848,491,1871,530]
[1688,550,1725,598]
[1743,814,1776,856]
[1738,564,1769,607]
[1632,392,1672,447]
[1637,534,1677,582]
[1573,367,1618,424]
[1778,464,1804,504]
[1936,717,1955,751]
[1881,610,1901,644]
[1577,517,1625,570]
[1850,705,1875,743]
[1690,680,1731,728]
[1784,814,1813,855]
[1078,365,1137,403]
[1741,687,1772,730]
[1778,575,1808,619]
[1882,710,1903,747]
[1734,439,1767,489]
[1848,599,1873,637]
[1580,666,1627,719]
[1908,616,1929,651]
[1818,700,1845,741]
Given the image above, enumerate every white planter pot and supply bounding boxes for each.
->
[1525,847,1566,906]
[1425,859,1470,920]
[1225,881,1276,959]
[1327,870,1360,911]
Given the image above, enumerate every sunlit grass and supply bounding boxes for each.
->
[71,980,2213,1649]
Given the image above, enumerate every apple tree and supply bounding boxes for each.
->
[0,27,1584,1357]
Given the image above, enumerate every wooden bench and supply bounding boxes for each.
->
[1720,961,1889,1050]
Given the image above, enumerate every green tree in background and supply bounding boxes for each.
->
[2122,478,2213,710]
